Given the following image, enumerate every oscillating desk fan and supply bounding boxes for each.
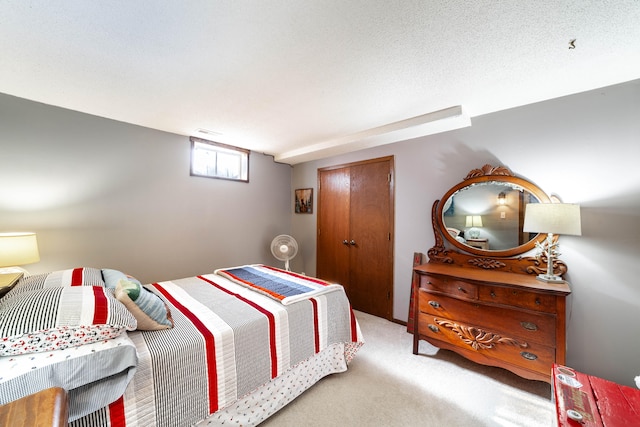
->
[270,234,298,271]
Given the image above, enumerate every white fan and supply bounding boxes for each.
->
[270,234,298,271]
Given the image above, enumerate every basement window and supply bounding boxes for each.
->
[190,137,249,182]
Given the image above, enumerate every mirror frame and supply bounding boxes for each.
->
[435,164,551,258]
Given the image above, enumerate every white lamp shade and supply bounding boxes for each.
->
[523,204,581,236]
[465,215,483,227]
[0,232,41,267]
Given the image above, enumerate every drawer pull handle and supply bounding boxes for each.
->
[428,324,439,333]
[535,299,541,305]
[457,287,467,293]
[521,352,538,361]
[520,321,538,331]
[490,291,496,298]
[428,301,440,308]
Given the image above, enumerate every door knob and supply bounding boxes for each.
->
[342,240,349,245]
[350,240,356,246]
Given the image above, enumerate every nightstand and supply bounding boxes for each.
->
[466,238,489,250]
[0,272,23,298]
[0,387,68,427]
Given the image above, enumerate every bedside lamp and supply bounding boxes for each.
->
[523,204,581,283]
[0,232,40,275]
[465,215,483,239]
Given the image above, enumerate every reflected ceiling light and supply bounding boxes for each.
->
[276,106,471,164]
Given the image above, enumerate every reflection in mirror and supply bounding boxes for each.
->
[441,181,540,251]
[432,164,552,258]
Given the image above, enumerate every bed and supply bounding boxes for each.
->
[0,265,363,426]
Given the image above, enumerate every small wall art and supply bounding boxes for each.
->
[295,188,313,214]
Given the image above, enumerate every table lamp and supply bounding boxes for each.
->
[465,215,483,239]
[0,232,40,275]
[523,204,581,283]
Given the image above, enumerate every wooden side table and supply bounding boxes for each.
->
[0,387,68,427]
[0,272,23,298]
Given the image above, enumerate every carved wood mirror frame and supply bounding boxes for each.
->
[428,164,567,276]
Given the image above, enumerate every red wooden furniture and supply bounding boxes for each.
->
[553,364,640,426]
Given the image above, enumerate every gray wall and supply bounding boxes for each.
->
[2,80,639,387]
[292,79,640,386]
[0,93,292,284]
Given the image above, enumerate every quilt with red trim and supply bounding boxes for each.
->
[215,264,343,305]
[70,272,363,427]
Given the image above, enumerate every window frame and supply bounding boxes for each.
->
[189,136,250,183]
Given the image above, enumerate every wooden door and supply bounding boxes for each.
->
[317,157,394,319]
[348,160,393,318]
[317,167,351,287]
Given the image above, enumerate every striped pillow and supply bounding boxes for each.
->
[0,286,137,356]
[115,279,174,330]
[2,267,105,301]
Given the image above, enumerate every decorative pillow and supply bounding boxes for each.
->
[102,268,142,291]
[115,278,174,330]
[0,286,137,356]
[2,267,105,302]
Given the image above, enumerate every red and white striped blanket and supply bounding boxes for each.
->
[70,272,363,427]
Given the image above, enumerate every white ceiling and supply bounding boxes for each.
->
[2,1,639,164]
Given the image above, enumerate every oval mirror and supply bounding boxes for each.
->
[435,165,551,257]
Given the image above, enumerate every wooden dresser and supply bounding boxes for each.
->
[413,263,570,383]
[411,164,575,384]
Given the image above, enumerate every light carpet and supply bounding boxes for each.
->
[261,310,553,426]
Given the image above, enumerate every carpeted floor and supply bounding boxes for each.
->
[261,310,554,426]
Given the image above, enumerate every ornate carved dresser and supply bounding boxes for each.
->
[412,165,572,383]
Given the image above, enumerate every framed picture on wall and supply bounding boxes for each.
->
[295,188,313,214]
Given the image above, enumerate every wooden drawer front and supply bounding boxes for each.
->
[418,290,555,346]
[478,285,557,313]
[419,274,478,300]
[417,315,555,376]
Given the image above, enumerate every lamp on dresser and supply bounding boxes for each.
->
[0,232,40,294]
[522,203,581,283]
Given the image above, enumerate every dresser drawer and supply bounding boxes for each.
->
[417,315,555,376]
[478,285,557,313]
[419,274,478,300]
[418,289,555,346]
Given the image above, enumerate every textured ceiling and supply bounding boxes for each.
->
[1,1,639,163]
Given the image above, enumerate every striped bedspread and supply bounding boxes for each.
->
[71,272,363,427]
